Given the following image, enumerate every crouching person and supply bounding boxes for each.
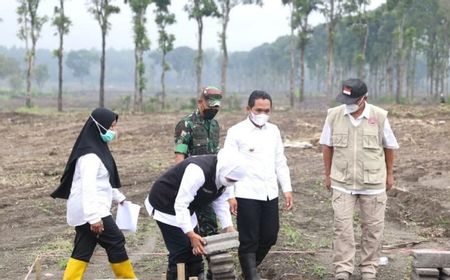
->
[145,150,246,280]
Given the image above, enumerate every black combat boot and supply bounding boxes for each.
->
[239,253,261,280]
[166,265,177,280]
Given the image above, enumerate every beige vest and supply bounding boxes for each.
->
[328,104,387,190]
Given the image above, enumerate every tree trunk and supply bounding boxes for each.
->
[57,0,64,112]
[289,7,295,108]
[220,1,230,97]
[410,44,417,99]
[26,47,34,108]
[134,46,139,111]
[358,23,368,80]
[299,42,305,103]
[326,24,334,96]
[99,29,106,108]
[196,18,203,96]
[395,16,405,104]
[325,0,335,96]
[386,56,394,99]
[161,54,166,110]
[138,49,143,110]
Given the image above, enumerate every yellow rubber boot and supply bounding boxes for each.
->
[111,259,137,279]
[63,257,88,280]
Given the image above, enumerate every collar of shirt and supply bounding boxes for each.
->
[193,108,204,122]
[343,102,370,121]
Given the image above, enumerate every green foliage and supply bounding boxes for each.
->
[88,0,120,33]
[116,95,131,112]
[52,1,71,37]
[280,223,303,247]
[311,264,326,277]
[185,0,220,20]
[0,54,20,79]
[16,0,48,43]
[143,96,162,112]
[65,50,98,80]
[33,64,49,89]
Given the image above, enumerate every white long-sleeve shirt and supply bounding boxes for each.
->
[145,163,233,234]
[67,153,125,226]
[224,117,292,201]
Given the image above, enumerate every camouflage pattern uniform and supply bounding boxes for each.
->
[175,108,220,237]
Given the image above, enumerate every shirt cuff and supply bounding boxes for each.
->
[175,144,188,154]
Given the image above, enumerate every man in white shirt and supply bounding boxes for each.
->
[225,90,293,280]
[145,150,247,280]
[320,78,399,280]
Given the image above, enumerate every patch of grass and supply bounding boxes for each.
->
[16,106,58,114]
[37,201,54,216]
[311,263,326,277]
[40,236,72,252]
[280,223,303,247]
[436,217,450,227]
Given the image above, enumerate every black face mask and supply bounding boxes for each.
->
[203,108,219,120]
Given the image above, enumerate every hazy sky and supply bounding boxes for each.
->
[0,0,384,52]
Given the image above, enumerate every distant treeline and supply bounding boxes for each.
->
[0,1,449,104]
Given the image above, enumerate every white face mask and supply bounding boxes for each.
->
[345,104,359,113]
[345,97,365,113]
[250,112,270,126]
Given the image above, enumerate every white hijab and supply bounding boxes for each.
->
[215,149,247,187]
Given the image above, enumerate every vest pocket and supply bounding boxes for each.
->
[363,161,384,184]
[332,131,348,147]
[331,161,348,183]
[192,126,208,151]
[363,129,380,149]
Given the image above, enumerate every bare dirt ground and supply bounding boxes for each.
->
[1,103,450,280]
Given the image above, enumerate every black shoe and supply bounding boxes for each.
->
[239,253,261,280]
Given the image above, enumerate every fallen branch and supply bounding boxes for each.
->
[382,241,424,250]
[24,255,40,280]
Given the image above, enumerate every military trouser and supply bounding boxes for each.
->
[195,204,218,280]
[195,204,219,237]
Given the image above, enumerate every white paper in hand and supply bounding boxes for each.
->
[116,201,141,233]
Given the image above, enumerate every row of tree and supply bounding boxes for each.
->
[283,0,450,106]
[9,0,264,111]
[1,0,449,111]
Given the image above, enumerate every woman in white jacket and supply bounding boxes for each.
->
[51,107,136,280]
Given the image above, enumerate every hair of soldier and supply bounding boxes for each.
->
[248,90,272,108]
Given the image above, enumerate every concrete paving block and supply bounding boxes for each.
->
[203,232,239,244]
[213,271,236,280]
[210,253,233,264]
[442,268,450,276]
[412,250,450,268]
[211,262,234,274]
[204,240,239,255]
[410,271,438,280]
[414,268,439,276]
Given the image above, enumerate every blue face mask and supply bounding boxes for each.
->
[90,115,116,143]
[100,130,116,143]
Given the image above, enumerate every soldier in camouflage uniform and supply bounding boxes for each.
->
[174,87,222,279]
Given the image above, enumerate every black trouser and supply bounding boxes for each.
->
[157,221,204,278]
[71,215,128,263]
[237,197,279,266]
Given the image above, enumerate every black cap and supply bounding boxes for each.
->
[335,78,368,104]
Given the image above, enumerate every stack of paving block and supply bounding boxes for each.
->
[204,232,239,280]
[412,250,450,280]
